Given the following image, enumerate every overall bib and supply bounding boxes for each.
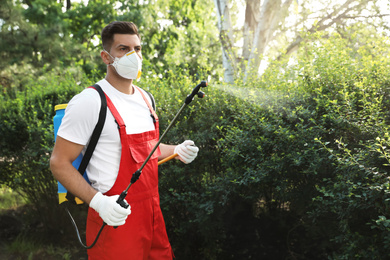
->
[86,87,174,259]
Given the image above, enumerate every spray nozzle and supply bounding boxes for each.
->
[185,80,208,104]
[197,91,205,98]
[199,80,208,88]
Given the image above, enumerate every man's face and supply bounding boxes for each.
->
[108,34,142,61]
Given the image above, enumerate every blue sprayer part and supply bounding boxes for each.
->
[54,104,88,204]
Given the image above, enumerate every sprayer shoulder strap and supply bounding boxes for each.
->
[65,84,107,203]
[78,84,107,173]
[145,90,156,111]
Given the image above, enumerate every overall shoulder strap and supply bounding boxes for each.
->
[65,84,107,203]
[135,86,158,123]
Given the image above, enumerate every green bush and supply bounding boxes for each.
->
[306,35,390,258]
[155,33,390,259]
[211,33,390,259]
[0,68,97,238]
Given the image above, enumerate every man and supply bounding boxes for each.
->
[50,21,199,259]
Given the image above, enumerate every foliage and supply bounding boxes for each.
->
[214,0,390,83]
[155,32,390,259]
[0,0,98,87]
[2,1,390,259]
[305,33,390,259]
[0,68,97,238]
[0,0,221,90]
[0,185,27,210]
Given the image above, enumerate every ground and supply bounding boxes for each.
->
[0,205,88,260]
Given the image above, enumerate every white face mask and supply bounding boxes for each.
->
[105,49,142,80]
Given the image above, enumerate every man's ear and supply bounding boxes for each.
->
[101,50,111,65]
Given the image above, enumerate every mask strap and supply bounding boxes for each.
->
[103,49,115,66]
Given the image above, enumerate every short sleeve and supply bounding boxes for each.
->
[57,88,101,146]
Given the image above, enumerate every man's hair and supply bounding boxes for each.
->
[101,21,140,51]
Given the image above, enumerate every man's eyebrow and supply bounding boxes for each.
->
[114,44,141,49]
[115,44,130,49]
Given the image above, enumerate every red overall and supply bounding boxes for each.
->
[86,87,174,259]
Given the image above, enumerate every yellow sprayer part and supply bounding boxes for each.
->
[54,104,68,111]
[58,193,84,204]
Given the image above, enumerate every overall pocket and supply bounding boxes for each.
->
[129,138,161,164]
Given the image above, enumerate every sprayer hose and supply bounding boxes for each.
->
[65,206,106,249]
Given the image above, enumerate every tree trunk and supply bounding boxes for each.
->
[242,0,260,71]
[214,0,235,83]
[244,0,293,82]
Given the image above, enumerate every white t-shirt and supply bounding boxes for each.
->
[57,79,156,193]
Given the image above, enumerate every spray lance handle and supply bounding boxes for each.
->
[111,192,129,229]
[105,192,129,229]
[109,193,128,229]
[116,191,129,209]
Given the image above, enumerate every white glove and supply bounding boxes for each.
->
[89,192,131,226]
[174,140,199,164]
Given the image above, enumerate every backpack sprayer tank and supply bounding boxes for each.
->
[53,104,88,204]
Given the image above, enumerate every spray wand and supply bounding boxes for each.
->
[116,80,207,209]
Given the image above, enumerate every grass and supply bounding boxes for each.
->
[0,185,87,259]
[6,234,39,258]
[4,235,75,260]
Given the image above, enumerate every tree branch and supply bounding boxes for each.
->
[279,0,378,60]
